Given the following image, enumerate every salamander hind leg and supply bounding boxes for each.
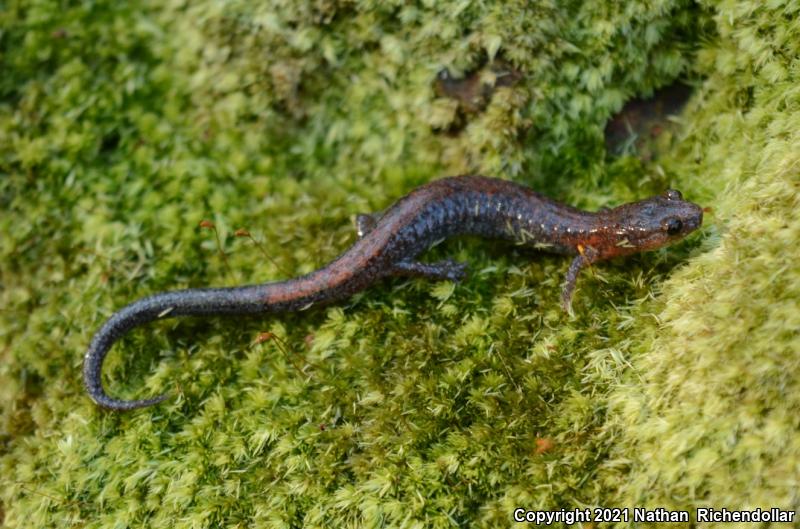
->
[392,259,468,282]
[355,213,380,238]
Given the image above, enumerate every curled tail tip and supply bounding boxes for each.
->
[88,391,171,411]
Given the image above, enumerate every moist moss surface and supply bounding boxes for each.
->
[1,1,798,527]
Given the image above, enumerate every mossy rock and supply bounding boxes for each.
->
[1,0,798,527]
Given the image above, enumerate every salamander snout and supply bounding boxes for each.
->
[658,189,703,238]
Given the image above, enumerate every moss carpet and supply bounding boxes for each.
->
[1,0,798,527]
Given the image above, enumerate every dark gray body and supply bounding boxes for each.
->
[84,176,702,410]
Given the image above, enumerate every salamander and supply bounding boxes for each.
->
[84,175,703,410]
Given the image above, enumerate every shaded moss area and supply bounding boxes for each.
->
[1,0,797,527]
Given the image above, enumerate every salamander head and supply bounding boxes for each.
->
[595,189,703,259]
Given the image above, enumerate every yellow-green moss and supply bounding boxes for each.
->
[1,0,797,527]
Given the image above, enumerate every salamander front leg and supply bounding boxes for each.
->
[561,245,598,312]
[392,259,468,282]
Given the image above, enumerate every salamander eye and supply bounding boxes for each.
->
[664,189,683,200]
[664,218,683,235]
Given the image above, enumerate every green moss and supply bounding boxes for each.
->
[1,0,797,527]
